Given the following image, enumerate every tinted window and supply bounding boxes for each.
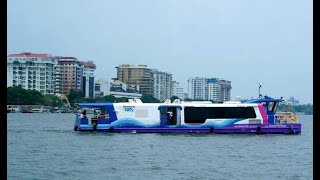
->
[268,102,274,112]
[184,107,256,124]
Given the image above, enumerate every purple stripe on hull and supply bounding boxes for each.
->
[112,128,212,133]
[213,124,301,134]
[77,124,301,134]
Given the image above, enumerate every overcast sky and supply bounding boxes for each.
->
[7,0,313,104]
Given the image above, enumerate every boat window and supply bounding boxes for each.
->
[268,102,275,112]
[184,107,256,124]
[273,102,279,113]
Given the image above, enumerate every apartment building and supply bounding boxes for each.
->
[171,81,185,100]
[115,64,154,96]
[187,77,207,100]
[152,69,172,102]
[207,78,221,102]
[54,57,84,96]
[219,80,232,102]
[188,77,232,102]
[7,52,57,94]
[8,53,97,97]
[81,61,96,98]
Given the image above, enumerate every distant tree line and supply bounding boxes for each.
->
[7,86,161,107]
[278,104,313,115]
[7,86,313,114]
[7,86,64,107]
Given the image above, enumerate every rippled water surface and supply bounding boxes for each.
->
[8,114,312,180]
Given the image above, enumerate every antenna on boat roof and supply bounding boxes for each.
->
[258,83,263,99]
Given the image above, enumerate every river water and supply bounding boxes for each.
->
[8,114,312,180]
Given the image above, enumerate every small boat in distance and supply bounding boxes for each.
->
[73,95,301,134]
[7,105,22,113]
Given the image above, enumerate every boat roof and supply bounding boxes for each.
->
[245,96,284,103]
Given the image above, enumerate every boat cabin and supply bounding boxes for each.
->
[245,96,283,124]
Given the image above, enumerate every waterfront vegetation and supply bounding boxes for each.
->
[277,104,313,115]
[7,86,160,107]
[7,86,313,114]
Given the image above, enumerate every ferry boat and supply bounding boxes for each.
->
[73,96,301,134]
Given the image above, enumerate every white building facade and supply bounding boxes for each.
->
[207,78,221,102]
[81,61,96,98]
[94,78,111,97]
[188,77,232,102]
[152,69,172,102]
[7,52,58,94]
[187,77,207,100]
[94,78,142,99]
[171,81,186,100]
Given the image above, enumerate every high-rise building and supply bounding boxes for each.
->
[219,80,232,102]
[54,57,96,97]
[152,69,172,101]
[7,52,96,97]
[207,78,221,102]
[7,52,57,94]
[187,77,207,100]
[81,61,96,98]
[54,57,84,96]
[115,64,154,96]
[171,81,185,100]
[188,77,232,102]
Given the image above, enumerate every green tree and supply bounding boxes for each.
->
[7,86,44,105]
[67,89,83,106]
[116,97,129,102]
[43,94,63,107]
[140,95,160,103]
[304,104,313,115]
[83,97,96,103]
[95,97,106,103]
[170,95,180,102]
[278,104,313,115]
[104,95,116,102]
